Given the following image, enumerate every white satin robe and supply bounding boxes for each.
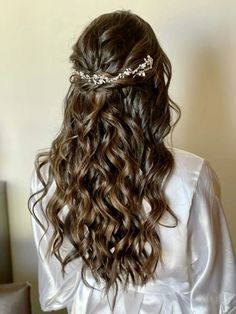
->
[29,148,236,313]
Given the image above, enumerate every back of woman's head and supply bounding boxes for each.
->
[29,9,180,306]
[71,10,161,90]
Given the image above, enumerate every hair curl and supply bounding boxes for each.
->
[29,10,181,308]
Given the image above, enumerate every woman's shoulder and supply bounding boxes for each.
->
[169,146,204,165]
[168,146,205,177]
[169,147,218,182]
[165,146,217,203]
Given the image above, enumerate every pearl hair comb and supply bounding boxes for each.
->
[72,55,153,86]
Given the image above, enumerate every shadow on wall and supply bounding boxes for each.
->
[181,42,236,247]
[13,238,67,314]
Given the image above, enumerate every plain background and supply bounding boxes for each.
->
[0,1,235,313]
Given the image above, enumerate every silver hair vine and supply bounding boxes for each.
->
[72,55,153,86]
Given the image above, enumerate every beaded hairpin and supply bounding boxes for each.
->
[72,55,153,86]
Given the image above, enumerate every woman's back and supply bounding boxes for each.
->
[29,10,236,314]
[30,148,236,313]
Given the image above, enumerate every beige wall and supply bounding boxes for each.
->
[0,1,235,313]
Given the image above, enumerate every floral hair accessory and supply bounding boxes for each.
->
[72,55,153,86]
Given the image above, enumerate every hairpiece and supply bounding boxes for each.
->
[72,55,153,86]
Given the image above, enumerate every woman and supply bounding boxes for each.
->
[29,10,236,314]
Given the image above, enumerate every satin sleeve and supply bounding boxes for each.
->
[188,160,236,313]
[29,167,82,312]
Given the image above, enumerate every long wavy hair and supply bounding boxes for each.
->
[29,9,180,306]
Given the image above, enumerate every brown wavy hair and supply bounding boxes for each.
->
[29,10,180,307]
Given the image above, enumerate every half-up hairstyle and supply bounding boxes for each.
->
[29,9,181,306]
